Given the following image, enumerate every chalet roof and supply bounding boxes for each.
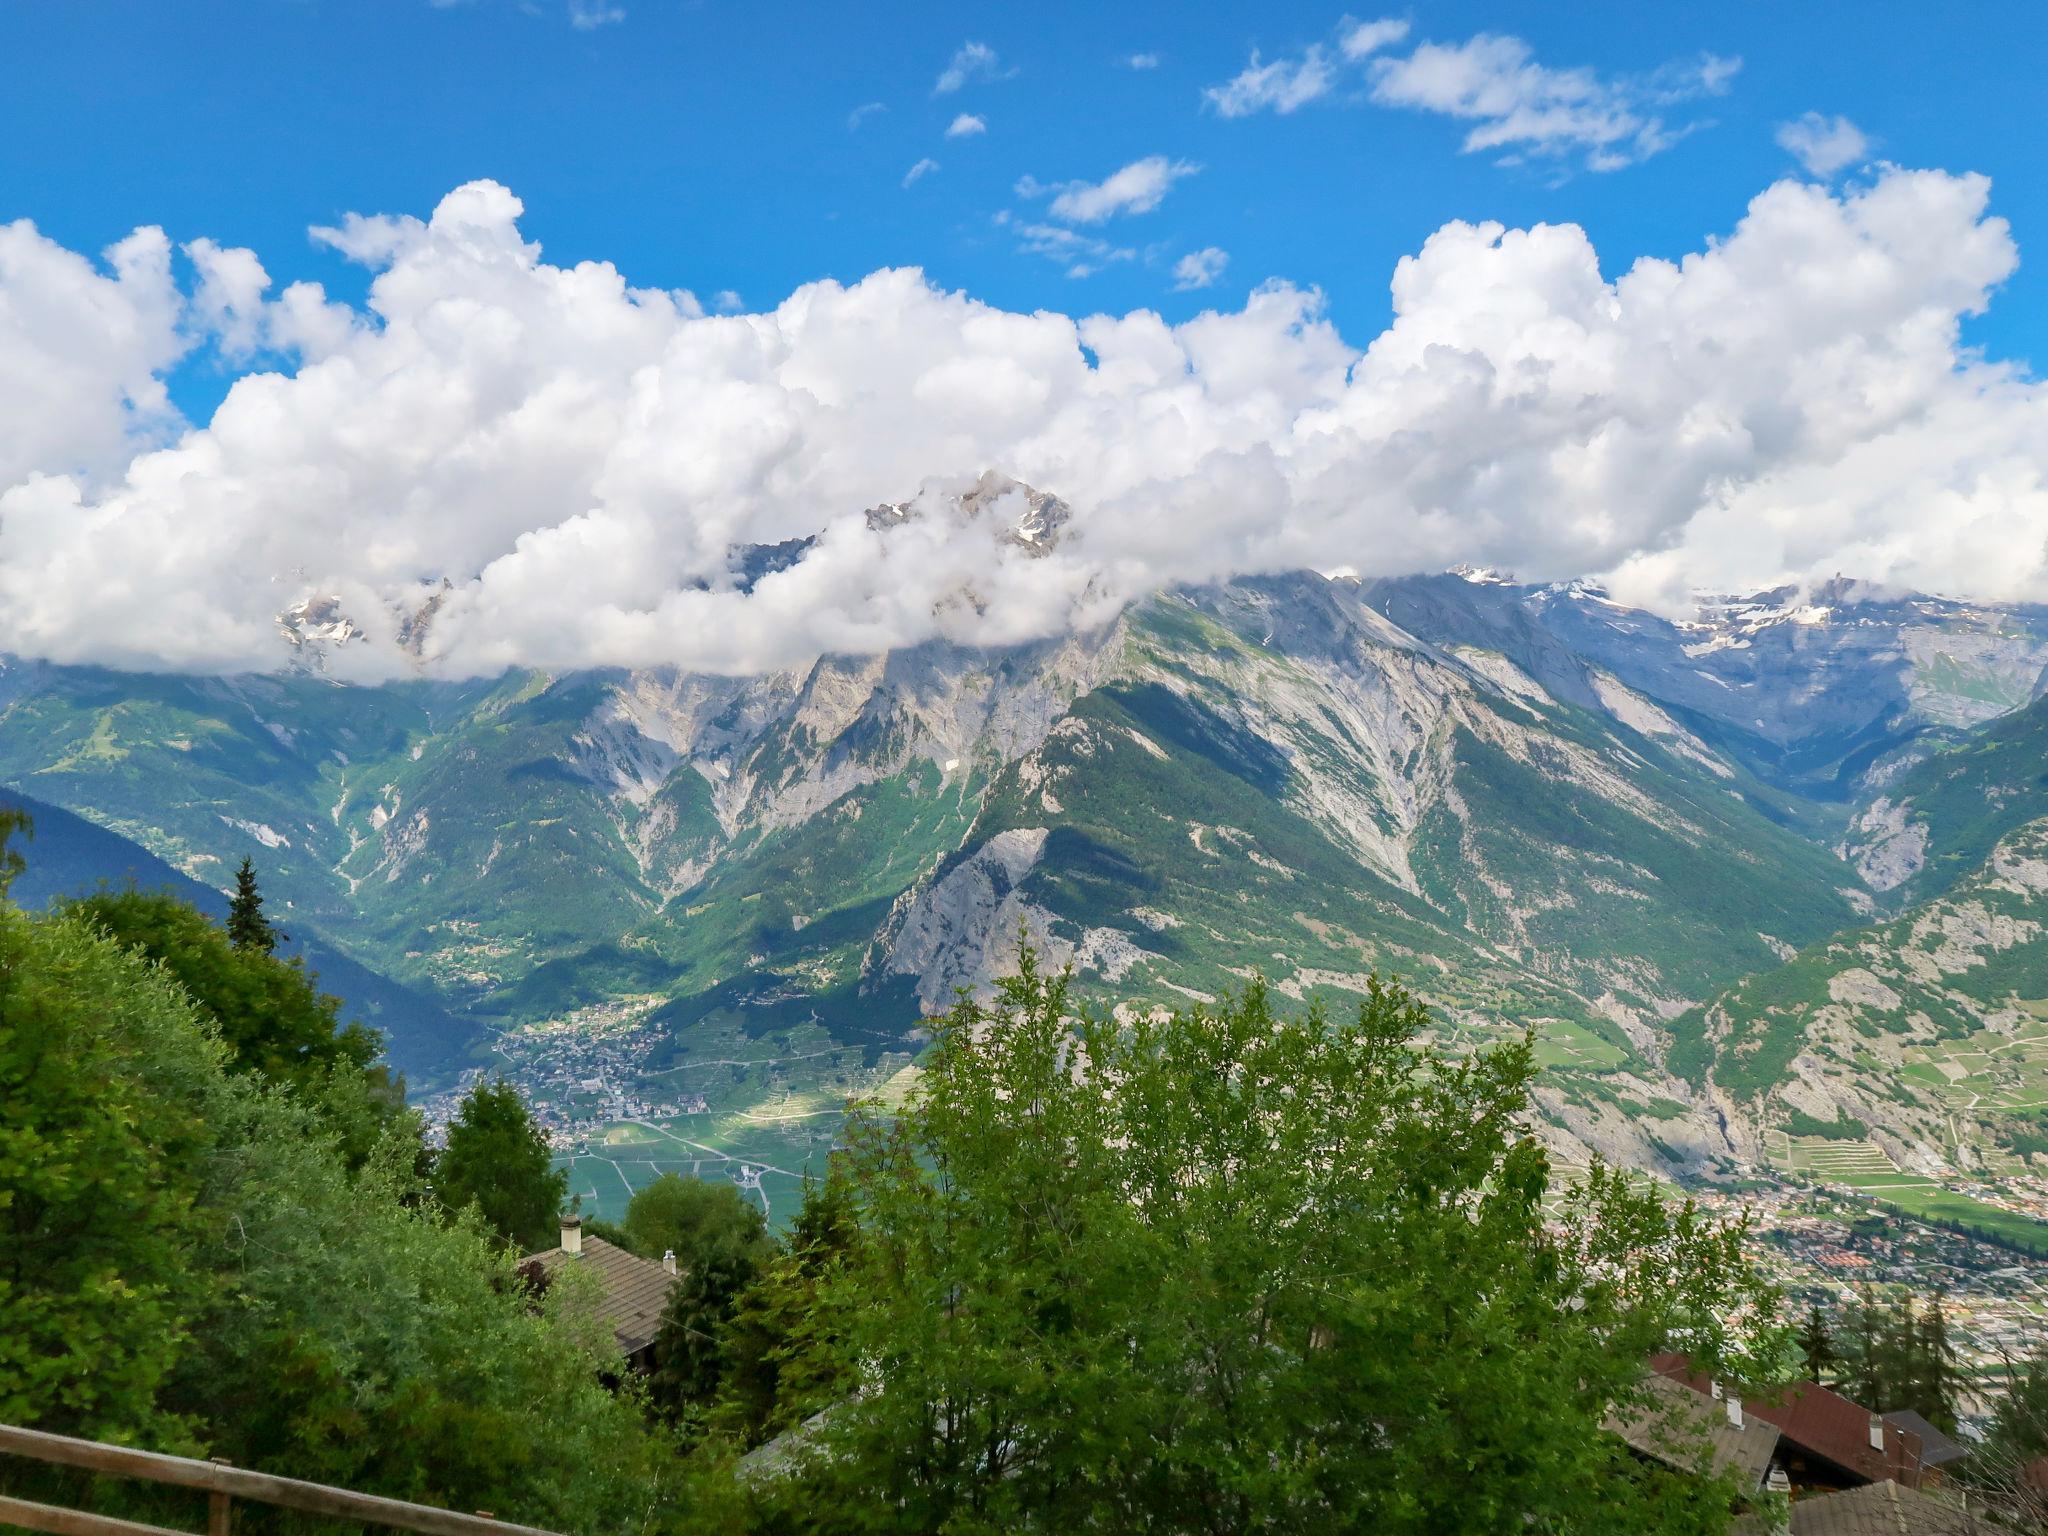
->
[1651,1355,1925,1487]
[1608,1372,1782,1490]
[1880,1412,1967,1469]
[1789,1480,1982,1535]
[523,1236,676,1355]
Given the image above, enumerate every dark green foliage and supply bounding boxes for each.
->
[0,806,29,897]
[1784,1108,1868,1140]
[0,906,220,1442]
[742,955,1779,1534]
[227,857,281,953]
[433,1079,569,1253]
[1980,1341,2048,1514]
[1797,1300,1835,1385]
[704,1171,860,1448]
[64,887,405,1168]
[1839,1288,1960,1431]
[0,869,669,1531]
[625,1172,769,1268]
[640,1178,773,1422]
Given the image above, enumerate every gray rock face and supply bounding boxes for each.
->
[1361,573,2048,801]
[883,827,1051,1011]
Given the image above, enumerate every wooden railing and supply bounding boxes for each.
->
[0,1425,561,1536]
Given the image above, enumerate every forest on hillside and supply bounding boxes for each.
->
[7,813,2048,1534]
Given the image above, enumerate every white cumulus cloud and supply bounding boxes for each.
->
[935,41,1002,94]
[0,169,2041,680]
[1205,47,1338,117]
[1172,247,1230,290]
[1776,112,1872,177]
[0,219,188,489]
[1368,34,1739,170]
[1028,156,1199,223]
[902,157,940,188]
[945,113,986,138]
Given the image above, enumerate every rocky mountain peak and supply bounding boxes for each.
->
[864,471,1072,557]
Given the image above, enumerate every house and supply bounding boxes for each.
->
[1880,1412,1968,1485]
[1788,1479,1984,1534]
[1652,1355,1929,1490]
[1609,1371,1783,1497]
[521,1214,680,1373]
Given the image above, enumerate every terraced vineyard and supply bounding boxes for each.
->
[1776,1135,2048,1253]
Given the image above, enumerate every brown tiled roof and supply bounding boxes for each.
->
[1651,1355,1926,1486]
[1789,1480,1982,1535]
[523,1237,677,1354]
[1608,1372,1782,1490]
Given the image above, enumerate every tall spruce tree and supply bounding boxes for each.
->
[0,806,30,899]
[1797,1299,1835,1385]
[1917,1288,1960,1432]
[433,1078,568,1253]
[226,856,282,953]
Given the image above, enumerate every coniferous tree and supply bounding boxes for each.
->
[226,856,282,953]
[433,1078,568,1253]
[0,806,30,898]
[1847,1284,1884,1405]
[1797,1299,1835,1385]
[1918,1288,1960,1432]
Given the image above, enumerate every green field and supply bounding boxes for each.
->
[1778,1135,2048,1250]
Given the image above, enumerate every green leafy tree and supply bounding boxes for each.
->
[226,857,281,953]
[1838,1287,1958,1426]
[1914,1288,1960,1432]
[626,1172,768,1267]
[763,955,1779,1534]
[644,1179,773,1423]
[0,907,221,1442]
[1797,1299,1835,1385]
[0,884,669,1532]
[707,1170,860,1448]
[65,888,405,1168]
[433,1078,568,1253]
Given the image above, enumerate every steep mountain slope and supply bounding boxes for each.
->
[1838,689,2048,900]
[0,564,1863,1068]
[1363,573,2048,808]
[1672,818,2048,1180]
[0,786,479,1082]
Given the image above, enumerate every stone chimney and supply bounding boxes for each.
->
[1765,1468,1792,1536]
[1868,1414,1885,1453]
[1726,1395,1744,1431]
[662,1249,678,1277]
[560,1213,582,1257]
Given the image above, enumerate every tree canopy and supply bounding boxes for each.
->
[434,1077,570,1254]
[64,886,404,1167]
[0,856,670,1531]
[732,956,1779,1535]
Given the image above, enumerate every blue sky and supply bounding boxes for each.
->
[2,1,2046,675]
[7,0,2045,415]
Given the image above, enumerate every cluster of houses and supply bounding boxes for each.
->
[530,1215,2012,1527]
[1615,1353,1990,1533]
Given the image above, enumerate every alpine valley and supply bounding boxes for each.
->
[13,477,2048,1243]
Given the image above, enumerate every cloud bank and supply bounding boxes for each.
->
[0,169,2040,678]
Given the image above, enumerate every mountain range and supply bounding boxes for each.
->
[11,476,2048,1202]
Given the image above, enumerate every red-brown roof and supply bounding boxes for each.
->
[1650,1354,1927,1487]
